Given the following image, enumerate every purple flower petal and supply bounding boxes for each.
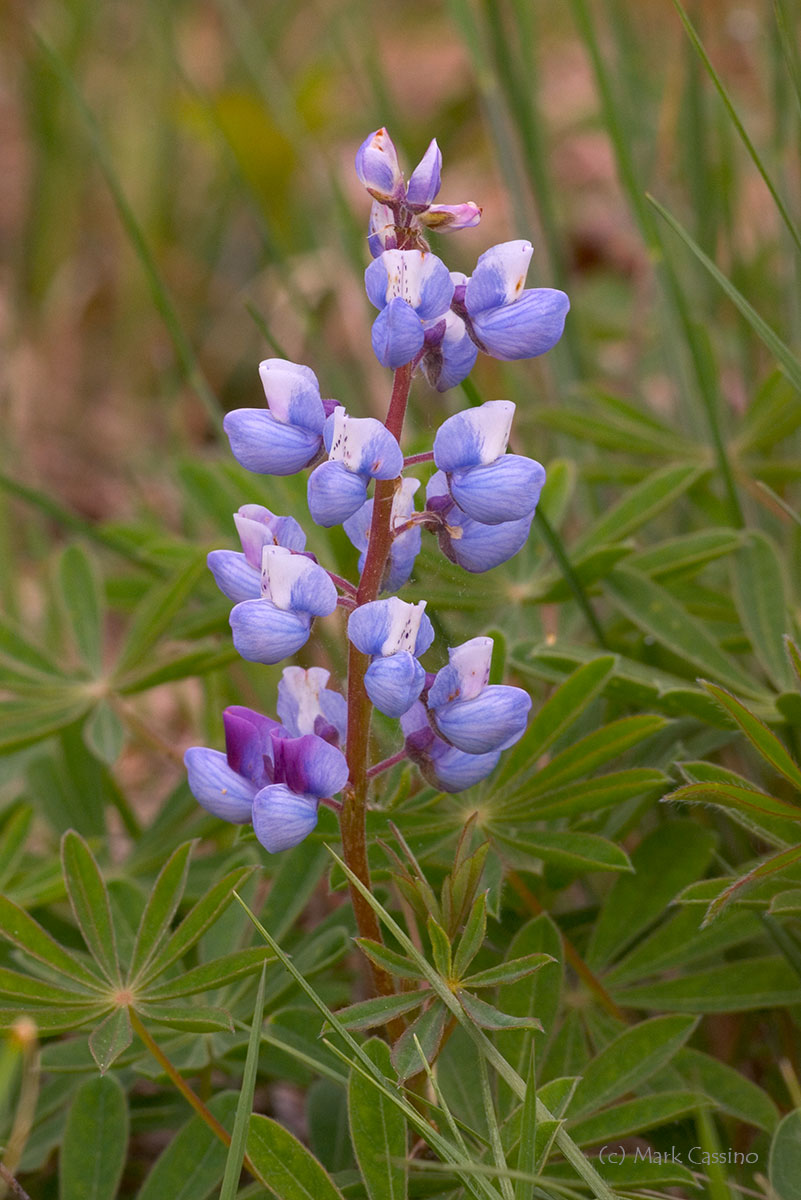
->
[450,455,546,525]
[470,288,570,361]
[429,743,501,792]
[364,652,426,717]
[234,505,307,564]
[368,201,398,258]
[207,550,261,603]
[184,747,256,823]
[223,705,279,784]
[229,599,311,664]
[433,401,515,472]
[258,359,326,434]
[272,733,349,798]
[223,410,321,475]
[420,202,482,231]
[355,128,405,204]
[278,666,347,742]
[422,312,478,392]
[406,138,442,210]
[252,783,319,853]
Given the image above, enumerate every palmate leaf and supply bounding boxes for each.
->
[391,1002,449,1082]
[703,843,801,925]
[247,1114,346,1200]
[135,1093,239,1200]
[0,893,106,991]
[497,767,668,822]
[568,1089,712,1147]
[611,955,801,1012]
[524,714,668,795]
[61,831,120,986]
[332,990,427,1034]
[144,947,273,999]
[58,544,104,674]
[89,1006,133,1074]
[702,682,801,791]
[136,1002,234,1033]
[128,841,194,981]
[348,1038,407,1200]
[354,938,427,981]
[59,1074,128,1200]
[495,831,633,877]
[462,953,554,990]
[732,533,792,691]
[573,462,704,554]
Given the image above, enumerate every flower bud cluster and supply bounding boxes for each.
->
[184,129,569,852]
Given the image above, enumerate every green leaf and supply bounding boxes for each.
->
[59,1074,128,1200]
[0,1005,107,1035]
[220,966,268,1200]
[453,892,487,979]
[141,866,255,983]
[497,914,564,1067]
[627,528,741,579]
[136,1003,234,1033]
[144,947,272,999]
[677,1047,779,1133]
[61,831,120,985]
[495,656,616,788]
[0,893,105,990]
[569,1089,711,1146]
[649,193,801,395]
[135,1093,238,1200]
[612,955,801,1011]
[129,841,194,982]
[586,821,717,967]
[83,701,125,766]
[462,953,554,989]
[515,1046,537,1200]
[769,1110,801,1200]
[605,906,761,985]
[703,843,801,924]
[732,532,792,690]
[458,991,543,1032]
[0,804,33,888]
[574,463,704,553]
[390,1002,448,1083]
[604,566,761,697]
[427,917,452,978]
[114,554,208,679]
[88,1006,132,1074]
[354,938,426,981]
[59,544,104,674]
[703,683,801,791]
[0,966,97,1007]
[0,611,66,679]
[496,831,633,876]
[525,714,668,795]
[246,1113,346,1200]
[332,991,426,1033]
[499,768,668,821]
[348,1037,407,1200]
[0,698,93,754]
[568,1015,699,1119]
[665,781,801,825]
[118,646,239,694]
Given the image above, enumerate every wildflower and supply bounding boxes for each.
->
[427,636,531,754]
[427,471,535,573]
[364,249,454,369]
[208,504,307,602]
[455,241,570,361]
[433,400,546,524]
[343,477,421,592]
[223,359,340,476]
[307,410,404,527]
[229,545,337,664]
[401,701,500,793]
[419,311,478,392]
[184,705,349,853]
[347,597,434,718]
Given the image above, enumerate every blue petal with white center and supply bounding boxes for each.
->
[258,359,326,434]
[348,597,434,658]
[450,455,546,525]
[277,666,347,743]
[235,504,306,563]
[364,652,426,718]
[326,411,404,480]
[434,685,532,755]
[426,471,534,573]
[465,241,534,315]
[422,312,478,392]
[184,748,256,823]
[433,401,515,472]
[343,478,421,593]
[261,546,338,617]
[428,636,493,709]
[252,784,319,853]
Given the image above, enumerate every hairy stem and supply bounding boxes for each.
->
[341,361,414,1004]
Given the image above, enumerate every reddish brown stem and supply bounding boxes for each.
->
[403,450,434,466]
[367,749,409,778]
[341,362,414,1007]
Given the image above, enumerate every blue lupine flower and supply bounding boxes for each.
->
[401,701,500,793]
[365,250,454,369]
[208,504,307,602]
[459,241,569,361]
[427,636,531,754]
[433,400,546,524]
[426,471,534,574]
[185,705,349,853]
[356,130,481,255]
[223,359,340,476]
[343,478,422,593]
[347,597,434,718]
[420,311,478,392]
[307,410,404,527]
[252,732,349,853]
[229,545,338,664]
[185,705,281,823]
[277,666,347,745]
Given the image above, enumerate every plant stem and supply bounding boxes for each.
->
[0,1165,31,1200]
[328,571,358,596]
[403,450,435,466]
[367,749,409,778]
[129,1009,265,1184]
[341,362,414,1003]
